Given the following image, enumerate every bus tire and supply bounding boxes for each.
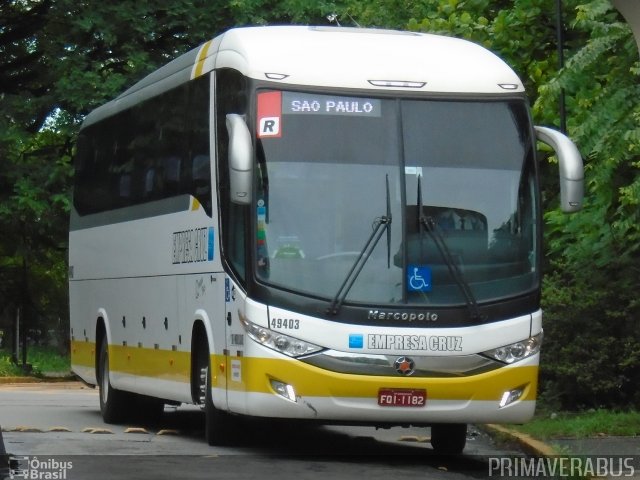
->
[430,423,467,455]
[199,348,233,446]
[98,339,129,424]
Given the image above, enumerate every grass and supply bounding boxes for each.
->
[0,354,24,376]
[511,410,640,440]
[0,346,71,376]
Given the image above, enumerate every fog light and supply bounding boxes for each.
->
[270,379,297,403]
[499,387,524,408]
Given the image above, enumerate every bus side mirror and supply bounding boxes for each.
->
[226,114,253,205]
[535,126,584,213]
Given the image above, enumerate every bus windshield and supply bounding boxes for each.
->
[254,90,538,308]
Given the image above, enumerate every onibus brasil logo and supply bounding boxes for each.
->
[9,456,73,480]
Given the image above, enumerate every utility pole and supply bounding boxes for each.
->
[11,308,19,364]
[556,0,567,133]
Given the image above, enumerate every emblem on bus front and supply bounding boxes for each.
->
[394,356,416,376]
[368,310,438,322]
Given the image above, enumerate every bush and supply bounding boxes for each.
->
[540,263,640,410]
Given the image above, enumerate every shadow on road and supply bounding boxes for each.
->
[114,406,492,476]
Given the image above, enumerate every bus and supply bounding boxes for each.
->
[69,26,583,454]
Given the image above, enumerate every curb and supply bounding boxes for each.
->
[482,425,620,480]
[0,377,42,384]
[483,424,558,457]
[0,375,77,385]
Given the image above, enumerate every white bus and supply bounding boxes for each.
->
[69,26,583,454]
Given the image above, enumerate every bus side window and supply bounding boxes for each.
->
[186,74,212,215]
[118,174,132,202]
[74,77,214,216]
[162,155,182,195]
[192,154,211,211]
[143,162,158,199]
[216,69,248,282]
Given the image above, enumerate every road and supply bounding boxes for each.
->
[0,382,526,479]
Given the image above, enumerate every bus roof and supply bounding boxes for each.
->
[214,26,523,93]
[83,26,524,128]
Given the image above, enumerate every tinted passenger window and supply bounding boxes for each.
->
[74,74,211,216]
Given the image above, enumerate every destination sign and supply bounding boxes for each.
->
[282,92,381,117]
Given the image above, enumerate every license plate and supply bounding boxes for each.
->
[378,388,426,407]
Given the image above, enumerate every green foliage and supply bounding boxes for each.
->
[541,268,640,408]
[515,409,640,439]
[21,345,71,374]
[0,355,23,377]
[0,347,71,376]
[535,0,640,409]
[0,0,245,342]
[0,122,72,339]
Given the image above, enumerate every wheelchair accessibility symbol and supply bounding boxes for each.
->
[407,265,432,292]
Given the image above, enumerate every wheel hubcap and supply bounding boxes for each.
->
[199,366,208,407]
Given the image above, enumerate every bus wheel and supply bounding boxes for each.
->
[199,357,232,445]
[430,423,467,455]
[98,340,129,424]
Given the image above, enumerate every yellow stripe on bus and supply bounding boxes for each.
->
[193,40,213,78]
[72,340,538,402]
[233,356,538,402]
[71,339,95,368]
[111,344,191,384]
[72,340,190,385]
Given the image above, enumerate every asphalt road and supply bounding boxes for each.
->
[0,382,526,480]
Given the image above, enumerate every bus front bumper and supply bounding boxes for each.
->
[220,352,539,425]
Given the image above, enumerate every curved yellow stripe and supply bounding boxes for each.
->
[73,340,538,403]
[237,356,538,402]
[193,40,213,78]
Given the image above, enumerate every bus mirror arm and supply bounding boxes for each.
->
[226,114,253,205]
[534,126,584,213]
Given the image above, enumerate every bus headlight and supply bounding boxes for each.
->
[482,331,543,364]
[239,315,324,358]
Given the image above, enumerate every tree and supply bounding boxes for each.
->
[0,0,242,351]
[0,0,326,352]
[534,0,640,408]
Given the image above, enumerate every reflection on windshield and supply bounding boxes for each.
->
[254,90,538,308]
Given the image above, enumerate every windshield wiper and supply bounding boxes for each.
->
[416,175,484,322]
[327,175,392,316]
